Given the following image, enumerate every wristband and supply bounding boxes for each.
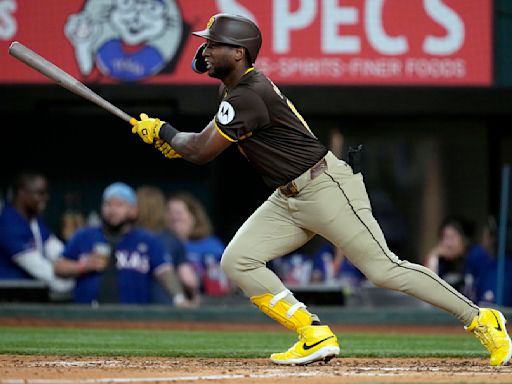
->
[77,260,87,275]
[159,123,180,143]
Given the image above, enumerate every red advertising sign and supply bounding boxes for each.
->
[0,0,492,85]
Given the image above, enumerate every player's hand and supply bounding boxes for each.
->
[78,253,108,274]
[155,139,182,159]
[191,43,207,74]
[131,113,164,144]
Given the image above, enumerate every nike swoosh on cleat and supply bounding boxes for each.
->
[491,311,503,331]
[303,336,334,350]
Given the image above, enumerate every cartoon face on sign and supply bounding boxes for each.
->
[111,0,168,45]
[65,0,186,82]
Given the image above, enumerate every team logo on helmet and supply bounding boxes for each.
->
[207,16,215,29]
[217,101,235,125]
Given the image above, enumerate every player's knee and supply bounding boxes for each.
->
[221,243,263,279]
[220,244,244,279]
[220,250,236,278]
[365,272,387,288]
[361,266,392,288]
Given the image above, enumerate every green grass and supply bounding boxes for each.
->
[0,326,484,358]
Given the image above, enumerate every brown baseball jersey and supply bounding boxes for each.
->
[213,68,328,189]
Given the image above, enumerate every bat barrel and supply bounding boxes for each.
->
[8,41,134,124]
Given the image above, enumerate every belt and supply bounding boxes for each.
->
[279,157,328,197]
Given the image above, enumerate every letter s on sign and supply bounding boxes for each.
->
[423,0,465,55]
[0,0,17,40]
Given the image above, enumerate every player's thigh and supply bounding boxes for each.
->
[307,172,396,269]
[223,195,313,266]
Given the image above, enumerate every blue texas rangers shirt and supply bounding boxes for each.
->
[0,201,52,279]
[62,225,170,304]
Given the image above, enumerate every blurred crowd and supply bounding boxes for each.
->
[0,172,231,307]
[423,214,512,307]
[0,170,511,308]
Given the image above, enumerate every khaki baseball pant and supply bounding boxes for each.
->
[221,151,479,326]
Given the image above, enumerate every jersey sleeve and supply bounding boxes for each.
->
[0,223,36,260]
[214,88,269,142]
[61,227,94,261]
[61,235,81,261]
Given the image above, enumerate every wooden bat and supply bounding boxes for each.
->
[8,41,137,125]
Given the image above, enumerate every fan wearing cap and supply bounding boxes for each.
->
[54,182,189,307]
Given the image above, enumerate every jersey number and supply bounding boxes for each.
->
[270,79,313,134]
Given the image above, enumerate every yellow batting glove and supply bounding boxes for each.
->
[155,139,182,159]
[131,113,164,144]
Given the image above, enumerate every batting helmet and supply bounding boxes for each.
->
[192,13,262,64]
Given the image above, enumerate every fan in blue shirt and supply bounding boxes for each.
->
[54,182,188,306]
[0,171,74,300]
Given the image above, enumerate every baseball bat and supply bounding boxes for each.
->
[8,41,137,125]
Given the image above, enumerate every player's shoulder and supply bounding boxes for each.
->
[226,70,273,106]
[0,201,19,223]
[0,202,30,237]
[240,69,273,91]
[229,68,265,91]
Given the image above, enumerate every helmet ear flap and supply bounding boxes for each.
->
[192,43,208,74]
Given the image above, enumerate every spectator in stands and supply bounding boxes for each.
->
[424,215,476,294]
[464,216,512,306]
[135,184,195,306]
[59,191,86,242]
[54,182,189,306]
[60,210,85,242]
[0,171,74,301]
[165,192,232,298]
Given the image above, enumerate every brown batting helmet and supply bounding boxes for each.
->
[192,13,262,64]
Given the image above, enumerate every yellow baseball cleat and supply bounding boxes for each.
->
[465,308,512,366]
[270,325,340,365]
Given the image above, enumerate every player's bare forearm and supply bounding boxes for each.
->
[155,265,184,297]
[172,131,211,164]
[167,120,231,164]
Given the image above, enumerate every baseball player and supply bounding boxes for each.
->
[131,13,511,366]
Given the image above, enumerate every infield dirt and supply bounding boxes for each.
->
[1,319,511,383]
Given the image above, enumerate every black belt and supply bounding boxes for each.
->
[279,157,328,197]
